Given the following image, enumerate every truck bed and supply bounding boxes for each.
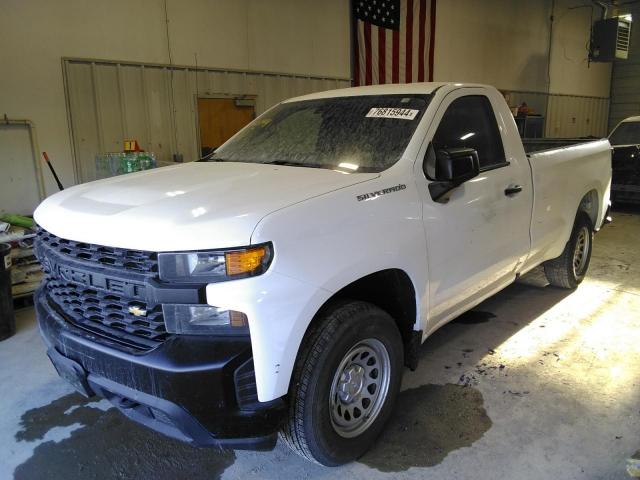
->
[522,138,600,154]
[523,138,611,271]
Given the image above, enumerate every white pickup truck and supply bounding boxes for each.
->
[34,82,611,466]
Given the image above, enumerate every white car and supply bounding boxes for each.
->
[34,82,611,465]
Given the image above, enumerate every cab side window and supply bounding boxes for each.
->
[431,95,506,169]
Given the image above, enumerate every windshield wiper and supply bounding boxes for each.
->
[202,158,327,169]
[263,160,325,169]
[200,157,227,162]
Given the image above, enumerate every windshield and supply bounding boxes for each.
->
[609,121,640,146]
[208,94,431,173]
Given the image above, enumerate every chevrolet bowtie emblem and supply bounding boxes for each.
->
[128,306,147,317]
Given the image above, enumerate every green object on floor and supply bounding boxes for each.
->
[0,214,35,229]
[628,450,640,477]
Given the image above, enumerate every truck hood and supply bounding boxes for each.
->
[34,162,378,251]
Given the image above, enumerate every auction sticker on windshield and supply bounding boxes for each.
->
[366,107,419,120]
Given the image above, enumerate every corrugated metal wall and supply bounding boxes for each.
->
[63,58,350,183]
[507,90,609,138]
[609,5,640,131]
[545,94,609,138]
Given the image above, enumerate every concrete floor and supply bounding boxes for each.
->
[1,212,639,479]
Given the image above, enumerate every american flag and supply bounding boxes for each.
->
[352,0,436,85]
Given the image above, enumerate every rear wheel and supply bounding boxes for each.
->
[280,301,403,466]
[544,212,593,289]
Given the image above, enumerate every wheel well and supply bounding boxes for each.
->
[579,190,599,228]
[309,269,418,367]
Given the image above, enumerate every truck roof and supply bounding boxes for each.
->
[284,82,489,103]
[620,116,640,123]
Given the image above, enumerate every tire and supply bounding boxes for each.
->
[543,211,593,289]
[280,300,404,466]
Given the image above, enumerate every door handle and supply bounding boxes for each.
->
[504,185,523,196]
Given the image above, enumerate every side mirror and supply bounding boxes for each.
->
[428,147,480,201]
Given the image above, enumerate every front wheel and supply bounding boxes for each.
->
[280,301,403,466]
[544,211,593,289]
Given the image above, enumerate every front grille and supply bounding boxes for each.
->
[36,227,158,274]
[47,280,169,350]
[36,227,168,352]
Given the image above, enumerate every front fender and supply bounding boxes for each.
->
[205,272,332,402]
[235,174,428,401]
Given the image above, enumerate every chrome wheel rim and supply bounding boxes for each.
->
[329,338,391,438]
[573,226,590,277]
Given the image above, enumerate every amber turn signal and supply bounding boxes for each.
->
[225,246,268,276]
[229,310,249,328]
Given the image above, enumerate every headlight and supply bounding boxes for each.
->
[158,243,272,283]
[162,304,249,335]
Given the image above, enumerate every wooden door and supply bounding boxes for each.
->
[197,98,255,156]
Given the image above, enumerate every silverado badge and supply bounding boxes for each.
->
[128,306,147,317]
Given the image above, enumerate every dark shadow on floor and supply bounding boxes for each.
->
[360,383,491,472]
[419,280,574,369]
[358,278,575,472]
[14,393,236,480]
[452,310,496,324]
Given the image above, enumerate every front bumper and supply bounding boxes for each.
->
[35,287,286,450]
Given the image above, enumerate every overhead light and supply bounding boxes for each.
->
[337,162,359,171]
[460,132,475,140]
[620,13,632,22]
